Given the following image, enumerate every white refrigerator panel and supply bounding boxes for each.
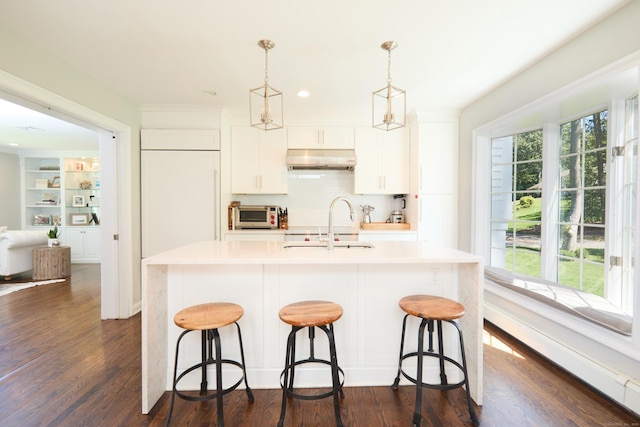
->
[141,150,219,258]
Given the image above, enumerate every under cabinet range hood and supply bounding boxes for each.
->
[286,149,357,170]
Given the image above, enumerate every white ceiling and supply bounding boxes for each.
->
[0,0,629,151]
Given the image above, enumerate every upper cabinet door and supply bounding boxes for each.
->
[259,129,288,194]
[417,121,457,195]
[354,127,410,194]
[231,127,288,194]
[140,129,220,150]
[287,127,354,149]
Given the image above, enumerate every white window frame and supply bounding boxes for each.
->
[472,57,640,355]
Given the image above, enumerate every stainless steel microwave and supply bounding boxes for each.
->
[235,205,279,229]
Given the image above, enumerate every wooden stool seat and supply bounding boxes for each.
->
[279,300,343,327]
[174,302,243,331]
[399,295,465,321]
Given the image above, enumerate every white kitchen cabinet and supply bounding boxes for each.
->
[354,127,410,194]
[416,194,457,247]
[141,129,220,150]
[417,121,457,194]
[66,226,101,262]
[287,126,354,149]
[140,129,221,258]
[231,126,288,194]
[410,117,458,246]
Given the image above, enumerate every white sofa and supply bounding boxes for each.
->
[0,229,49,279]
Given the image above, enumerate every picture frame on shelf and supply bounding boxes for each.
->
[50,176,60,188]
[69,213,89,226]
[35,179,49,189]
[74,161,85,171]
[34,214,52,225]
[72,195,85,207]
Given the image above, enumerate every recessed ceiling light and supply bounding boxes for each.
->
[9,143,18,146]
[297,90,310,98]
[16,126,45,132]
[202,90,217,97]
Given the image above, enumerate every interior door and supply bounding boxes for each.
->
[99,130,119,319]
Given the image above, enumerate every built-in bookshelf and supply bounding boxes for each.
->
[22,155,101,262]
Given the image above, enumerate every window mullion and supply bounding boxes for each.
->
[541,122,560,281]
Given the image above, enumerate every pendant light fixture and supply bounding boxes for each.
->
[250,39,283,131]
[372,41,406,131]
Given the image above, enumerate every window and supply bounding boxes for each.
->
[488,98,636,319]
[558,111,607,296]
[490,130,543,277]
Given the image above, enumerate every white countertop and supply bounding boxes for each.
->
[142,240,481,265]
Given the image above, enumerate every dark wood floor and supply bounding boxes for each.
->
[0,264,638,426]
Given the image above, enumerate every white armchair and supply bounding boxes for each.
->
[0,230,49,278]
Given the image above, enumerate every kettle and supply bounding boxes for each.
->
[361,205,375,224]
[388,210,404,224]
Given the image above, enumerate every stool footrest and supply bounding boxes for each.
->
[397,352,466,391]
[279,358,345,401]
[173,358,247,402]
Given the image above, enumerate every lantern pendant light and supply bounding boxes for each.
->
[250,39,283,131]
[372,41,406,131]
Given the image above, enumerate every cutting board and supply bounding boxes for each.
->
[360,222,410,230]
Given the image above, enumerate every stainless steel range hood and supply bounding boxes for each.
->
[286,149,357,170]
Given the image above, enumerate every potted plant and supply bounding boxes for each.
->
[47,226,60,247]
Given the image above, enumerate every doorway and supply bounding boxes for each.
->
[0,79,134,319]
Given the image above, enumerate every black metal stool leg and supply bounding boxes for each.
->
[165,329,190,427]
[436,320,448,385]
[234,322,254,402]
[413,318,428,427]
[427,319,435,352]
[451,320,479,426]
[200,330,209,395]
[323,323,344,427]
[392,314,409,389]
[207,329,223,427]
[278,326,299,427]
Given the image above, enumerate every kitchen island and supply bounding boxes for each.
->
[141,240,483,413]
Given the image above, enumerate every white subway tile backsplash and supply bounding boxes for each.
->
[233,170,399,227]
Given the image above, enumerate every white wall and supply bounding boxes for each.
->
[0,151,20,229]
[457,0,640,252]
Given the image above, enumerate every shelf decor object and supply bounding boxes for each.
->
[250,39,283,131]
[373,41,406,131]
[69,213,90,226]
[72,195,85,207]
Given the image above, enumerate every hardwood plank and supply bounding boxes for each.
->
[0,264,638,426]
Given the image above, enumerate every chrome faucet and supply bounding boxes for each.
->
[328,196,354,250]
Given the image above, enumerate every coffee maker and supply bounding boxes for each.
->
[388,194,406,223]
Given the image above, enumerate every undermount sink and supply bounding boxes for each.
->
[282,241,374,249]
